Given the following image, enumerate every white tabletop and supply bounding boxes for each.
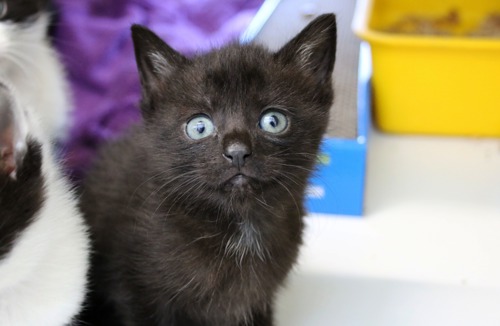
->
[276,130,500,325]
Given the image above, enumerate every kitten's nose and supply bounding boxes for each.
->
[223,143,251,169]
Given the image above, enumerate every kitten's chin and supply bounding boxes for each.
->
[222,174,255,197]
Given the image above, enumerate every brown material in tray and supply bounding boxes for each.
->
[383,10,500,37]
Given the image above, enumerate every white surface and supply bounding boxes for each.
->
[276,131,500,325]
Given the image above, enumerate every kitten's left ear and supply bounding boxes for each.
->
[131,25,190,92]
[275,14,337,84]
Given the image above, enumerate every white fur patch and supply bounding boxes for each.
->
[225,219,268,266]
[0,13,71,141]
[0,172,89,326]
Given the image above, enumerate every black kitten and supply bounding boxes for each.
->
[80,14,336,326]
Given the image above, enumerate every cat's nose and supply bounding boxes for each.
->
[223,143,251,169]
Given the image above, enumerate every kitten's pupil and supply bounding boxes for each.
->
[263,115,279,128]
[269,116,278,128]
[196,122,205,134]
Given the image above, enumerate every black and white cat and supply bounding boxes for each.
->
[81,14,336,326]
[0,0,71,141]
[0,82,89,325]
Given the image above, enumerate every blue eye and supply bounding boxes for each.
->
[259,110,288,134]
[185,115,215,140]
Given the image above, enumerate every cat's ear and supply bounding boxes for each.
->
[131,25,189,92]
[275,14,337,84]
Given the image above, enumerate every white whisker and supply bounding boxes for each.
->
[272,176,302,218]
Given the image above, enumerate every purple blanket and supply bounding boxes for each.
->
[54,0,263,181]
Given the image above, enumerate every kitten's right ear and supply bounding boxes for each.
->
[131,25,189,93]
[275,14,337,85]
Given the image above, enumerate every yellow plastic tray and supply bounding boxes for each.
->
[353,0,500,136]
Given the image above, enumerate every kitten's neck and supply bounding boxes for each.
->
[160,196,304,264]
[223,218,270,264]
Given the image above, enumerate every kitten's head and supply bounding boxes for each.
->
[131,15,336,212]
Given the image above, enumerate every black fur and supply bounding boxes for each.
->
[80,14,337,326]
[0,0,50,22]
[0,140,44,259]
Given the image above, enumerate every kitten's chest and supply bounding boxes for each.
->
[143,214,301,316]
[167,238,285,323]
